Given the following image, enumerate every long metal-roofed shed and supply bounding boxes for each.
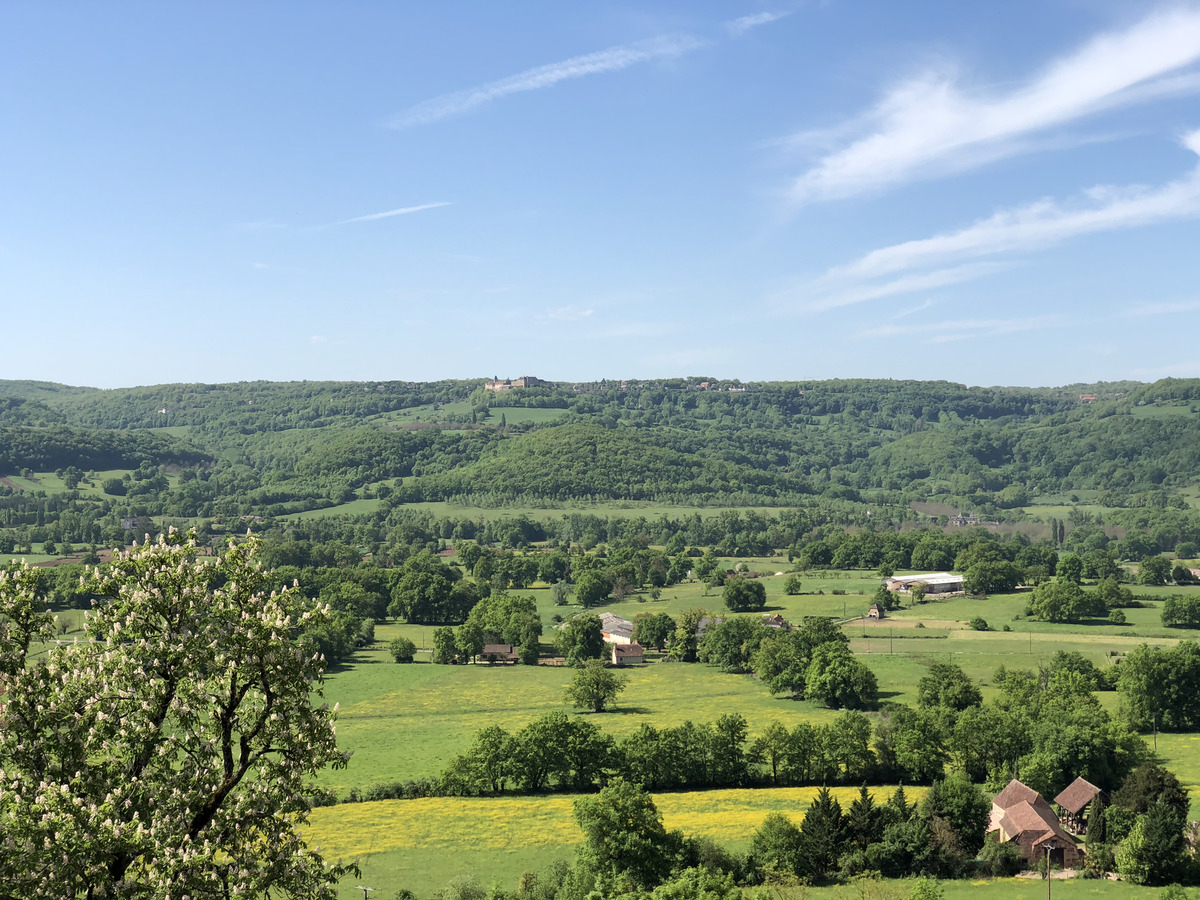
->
[884,572,964,594]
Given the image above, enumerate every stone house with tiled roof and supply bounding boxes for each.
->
[988,779,1083,868]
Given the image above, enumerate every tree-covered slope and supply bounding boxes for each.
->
[391,424,816,504]
[0,425,209,471]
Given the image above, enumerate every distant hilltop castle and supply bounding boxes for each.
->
[483,375,554,393]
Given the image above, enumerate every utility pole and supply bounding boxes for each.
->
[1044,841,1056,900]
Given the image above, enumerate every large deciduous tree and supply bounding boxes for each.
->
[722,577,766,612]
[0,533,352,900]
[564,659,628,712]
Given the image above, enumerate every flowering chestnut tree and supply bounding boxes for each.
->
[0,532,353,899]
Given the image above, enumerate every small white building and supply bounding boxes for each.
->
[612,643,644,666]
[884,572,963,594]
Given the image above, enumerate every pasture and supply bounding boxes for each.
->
[309,787,922,897]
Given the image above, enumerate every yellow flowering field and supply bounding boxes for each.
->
[307,785,926,862]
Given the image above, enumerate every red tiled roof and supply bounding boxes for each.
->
[994,779,1048,813]
[1054,777,1101,814]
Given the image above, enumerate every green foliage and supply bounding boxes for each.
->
[574,571,613,608]
[976,838,1023,877]
[967,616,989,631]
[919,772,990,860]
[699,616,772,673]
[1162,595,1200,627]
[564,660,628,713]
[389,635,417,663]
[722,577,766,612]
[1116,801,1188,885]
[783,574,802,595]
[752,617,849,699]
[917,662,982,711]
[804,643,878,710]
[572,779,674,889]
[649,866,740,900]
[1117,642,1200,730]
[387,550,470,624]
[1113,764,1191,821]
[556,613,604,666]
[1028,579,1103,622]
[432,626,457,664]
[749,812,802,876]
[1139,554,1173,586]
[797,786,844,880]
[632,612,675,650]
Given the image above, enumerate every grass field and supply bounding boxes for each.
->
[310,786,922,897]
[285,497,384,521]
[484,406,569,425]
[320,645,844,793]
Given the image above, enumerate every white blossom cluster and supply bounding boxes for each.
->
[0,532,354,899]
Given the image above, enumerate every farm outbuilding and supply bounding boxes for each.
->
[479,644,519,664]
[884,572,963,594]
[612,643,644,666]
[599,613,635,645]
[1054,777,1103,834]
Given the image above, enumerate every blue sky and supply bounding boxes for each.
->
[4,1,1200,389]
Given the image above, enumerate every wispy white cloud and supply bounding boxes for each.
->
[788,6,1200,203]
[727,11,792,36]
[780,262,1011,315]
[889,298,937,320]
[331,202,451,225]
[1118,298,1200,317]
[388,35,707,128]
[781,129,1200,313]
[540,305,595,322]
[858,314,1064,344]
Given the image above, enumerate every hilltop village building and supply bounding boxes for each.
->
[484,375,553,393]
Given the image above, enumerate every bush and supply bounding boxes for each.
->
[968,617,990,631]
[977,837,1023,877]
[1109,609,1127,625]
[783,574,803,595]
[389,636,417,663]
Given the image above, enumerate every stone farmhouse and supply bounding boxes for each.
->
[988,779,1083,868]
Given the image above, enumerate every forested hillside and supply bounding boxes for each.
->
[2,375,1200,552]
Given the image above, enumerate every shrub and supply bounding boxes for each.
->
[968,617,990,631]
[977,837,1023,877]
[389,636,417,663]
